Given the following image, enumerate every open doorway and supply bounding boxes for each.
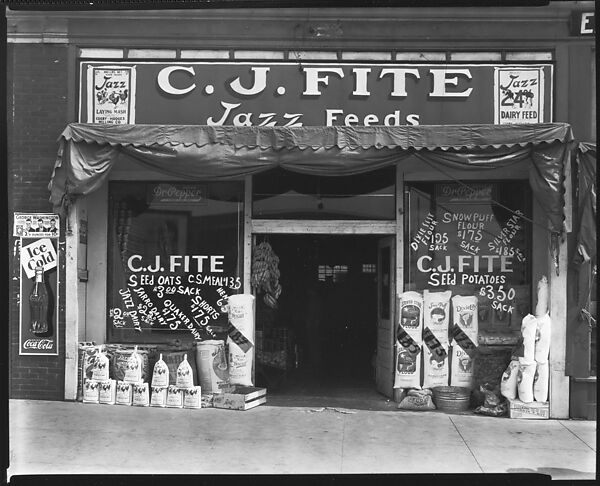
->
[254,234,381,398]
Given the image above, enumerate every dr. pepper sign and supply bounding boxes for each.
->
[16,213,60,356]
[79,62,553,126]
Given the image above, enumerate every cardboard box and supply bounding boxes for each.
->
[201,393,214,408]
[508,398,549,419]
[213,386,267,411]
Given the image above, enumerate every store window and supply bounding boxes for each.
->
[107,181,244,343]
[252,167,396,220]
[404,180,532,335]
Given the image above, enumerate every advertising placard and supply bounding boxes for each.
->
[86,65,136,124]
[79,62,553,126]
[14,212,59,238]
[19,237,59,355]
[494,67,545,124]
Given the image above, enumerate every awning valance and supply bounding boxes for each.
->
[50,122,575,232]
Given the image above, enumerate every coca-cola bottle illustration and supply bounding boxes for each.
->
[29,263,49,334]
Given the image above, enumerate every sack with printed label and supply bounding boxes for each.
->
[423,290,451,343]
[520,315,537,364]
[451,295,478,339]
[91,351,110,382]
[183,386,202,409]
[517,362,536,403]
[394,345,422,389]
[227,294,255,387]
[83,379,99,403]
[151,353,169,387]
[98,380,116,405]
[176,354,194,388]
[150,386,167,407]
[399,291,423,339]
[115,381,133,406]
[500,360,519,400]
[124,345,143,383]
[162,348,198,387]
[397,392,436,411]
[450,343,474,389]
[166,385,184,408]
[77,343,105,401]
[534,313,551,364]
[111,346,150,383]
[533,361,549,402]
[195,340,230,393]
[422,342,449,389]
[132,383,149,407]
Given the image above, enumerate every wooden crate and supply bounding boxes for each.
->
[507,398,549,419]
[213,386,267,411]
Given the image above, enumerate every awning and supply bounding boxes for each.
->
[50,122,575,232]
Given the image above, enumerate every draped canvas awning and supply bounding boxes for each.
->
[50,122,575,232]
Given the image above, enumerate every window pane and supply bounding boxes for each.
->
[253,167,395,220]
[107,181,244,343]
[404,181,532,335]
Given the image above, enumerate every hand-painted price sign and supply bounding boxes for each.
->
[450,324,478,358]
[396,325,421,356]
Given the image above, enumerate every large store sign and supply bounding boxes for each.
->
[79,62,553,126]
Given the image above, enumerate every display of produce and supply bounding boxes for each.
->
[227,294,255,387]
[251,241,282,308]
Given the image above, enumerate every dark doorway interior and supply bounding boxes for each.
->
[255,235,379,397]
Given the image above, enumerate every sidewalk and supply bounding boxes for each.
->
[7,398,596,479]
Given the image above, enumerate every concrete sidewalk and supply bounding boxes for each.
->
[7,398,596,479]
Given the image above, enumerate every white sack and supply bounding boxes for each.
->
[500,360,519,400]
[520,314,537,364]
[399,291,423,340]
[422,343,449,389]
[394,345,422,389]
[451,295,478,339]
[450,343,474,389]
[517,362,536,403]
[195,340,229,393]
[423,290,452,343]
[227,294,255,386]
[533,361,549,402]
[534,313,551,364]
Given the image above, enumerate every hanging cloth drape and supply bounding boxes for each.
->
[49,122,574,232]
[573,142,597,265]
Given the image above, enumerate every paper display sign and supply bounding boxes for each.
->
[20,239,58,279]
[494,67,545,124]
[19,237,59,356]
[86,65,136,124]
[14,213,59,238]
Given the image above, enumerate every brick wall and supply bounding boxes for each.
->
[8,43,69,400]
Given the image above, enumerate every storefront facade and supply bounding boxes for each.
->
[7,3,596,418]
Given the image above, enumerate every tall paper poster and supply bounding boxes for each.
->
[87,65,136,124]
[494,67,545,124]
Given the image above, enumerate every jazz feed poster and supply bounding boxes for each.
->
[86,65,136,124]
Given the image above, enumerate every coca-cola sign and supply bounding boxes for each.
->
[23,339,55,350]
